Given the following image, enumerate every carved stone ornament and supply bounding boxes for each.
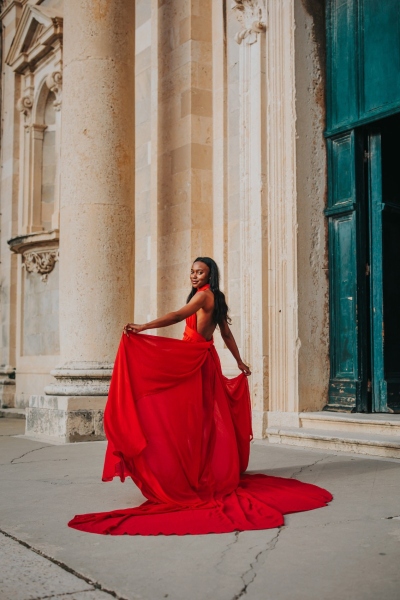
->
[17,94,34,118]
[46,70,62,111]
[23,249,59,282]
[231,0,267,45]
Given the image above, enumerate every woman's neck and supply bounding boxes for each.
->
[197,283,210,292]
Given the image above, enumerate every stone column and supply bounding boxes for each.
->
[27,0,135,442]
[265,0,300,429]
[232,0,268,438]
[0,1,22,408]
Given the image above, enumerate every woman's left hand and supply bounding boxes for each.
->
[123,323,146,336]
[237,361,251,376]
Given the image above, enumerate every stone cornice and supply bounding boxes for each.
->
[8,229,59,254]
[6,3,63,73]
[0,1,22,21]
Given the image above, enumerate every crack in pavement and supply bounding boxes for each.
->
[30,588,94,600]
[289,455,328,479]
[10,446,50,464]
[215,530,240,571]
[10,458,68,465]
[231,527,285,599]
[0,528,130,600]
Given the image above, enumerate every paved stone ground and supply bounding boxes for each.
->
[1,419,400,600]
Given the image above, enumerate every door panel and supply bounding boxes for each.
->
[361,0,400,116]
[381,116,400,411]
[367,132,387,411]
[326,132,367,411]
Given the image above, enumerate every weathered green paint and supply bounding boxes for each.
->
[326,0,358,133]
[367,132,387,411]
[326,0,400,136]
[325,132,367,412]
[326,1,400,413]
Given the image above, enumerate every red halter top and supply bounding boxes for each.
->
[184,283,211,342]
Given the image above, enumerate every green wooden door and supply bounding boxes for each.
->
[380,116,400,411]
[325,132,368,412]
[326,0,400,135]
[367,132,387,411]
[326,118,400,412]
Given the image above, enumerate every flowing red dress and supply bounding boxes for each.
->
[68,287,332,535]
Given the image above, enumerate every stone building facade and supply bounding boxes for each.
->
[1,0,399,457]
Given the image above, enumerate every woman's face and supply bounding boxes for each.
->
[190,261,210,289]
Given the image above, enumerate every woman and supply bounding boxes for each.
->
[69,257,332,536]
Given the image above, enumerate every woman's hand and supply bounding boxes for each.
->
[237,361,251,376]
[123,323,146,336]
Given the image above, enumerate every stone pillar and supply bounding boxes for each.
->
[26,0,135,442]
[0,1,22,408]
[232,1,268,438]
[155,0,213,336]
[265,0,300,429]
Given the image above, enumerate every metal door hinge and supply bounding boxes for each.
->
[364,150,370,162]
[366,263,370,276]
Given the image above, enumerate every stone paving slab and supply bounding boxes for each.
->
[0,532,115,600]
[1,420,400,600]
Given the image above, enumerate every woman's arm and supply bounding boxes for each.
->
[124,293,207,334]
[219,320,251,376]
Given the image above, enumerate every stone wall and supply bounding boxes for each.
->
[22,262,59,357]
[134,0,152,325]
[295,0,329,411]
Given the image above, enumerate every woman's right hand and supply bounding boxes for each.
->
[123,323,146,336]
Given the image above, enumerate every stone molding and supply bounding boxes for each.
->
[45,362,113,397]
[8,230,59,253]
[46,70,62,111]
[8,230,60,282]
[23,249,59,282]
[17,93,33,117]
[5,4,63,73]
[265,1,299,418]
[232,0,267,44]
[236,1,267,438]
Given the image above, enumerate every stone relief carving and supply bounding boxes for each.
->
[46,70,62,111]
[231,0,267,45]
[17,94,34,119]
[23,249,59,282]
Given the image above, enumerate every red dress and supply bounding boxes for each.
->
[68,286,332,535]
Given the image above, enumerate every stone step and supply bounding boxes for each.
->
[0,408,26,420]
[266,426,400,459]
[299,411,400,436]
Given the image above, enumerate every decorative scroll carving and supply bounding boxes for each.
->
[23,249,59,282]
[17,94,34,118]
[231,0,266,45]
[46,70,62,111]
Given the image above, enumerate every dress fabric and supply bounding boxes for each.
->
[68,288,332,536]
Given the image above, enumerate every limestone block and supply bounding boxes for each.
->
[179,16,213,45]
[0,379,16,408]
[26,395,107,443]
[181,88,212,118]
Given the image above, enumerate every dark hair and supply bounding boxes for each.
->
[186,257,231,326]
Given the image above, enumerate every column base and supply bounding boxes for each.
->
[252,410,269,439]
[0,379,16,408]
[44,362,113,396]
[26,395,107,443]
[0,366,16,408]
[267,411,300,429]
